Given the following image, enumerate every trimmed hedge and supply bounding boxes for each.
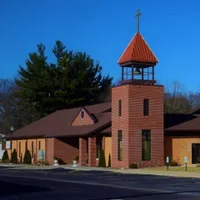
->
[23,149,32,164]
[98,149,106,167]
[108,153,111,167]
[11,149,18,164]
[2,150,9,163]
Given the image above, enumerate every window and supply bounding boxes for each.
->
[38,141,41,150]
[118,100,122,116]
[19,142,21,157]
[118,130,122,161]
[81,110,84,119]
[143,99,149,116]
[142,130,151,161]
[31,141,34,157]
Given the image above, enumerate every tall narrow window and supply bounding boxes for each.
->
[38,141,41,150]
[119,100,122,116]
[143,99,149,116]
[31,141,34,157]
[19,142,21,157]
[142,130,151,161]
[118,130,122,161]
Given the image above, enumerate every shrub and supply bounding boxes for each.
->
[23,149,32,164]
[108,153,111,167]
[197,157,200,164]
[98,149,106,167]
[11,149,18,164]
[169,160,179,166]
[129,163,138,169]
[2,150,9,163]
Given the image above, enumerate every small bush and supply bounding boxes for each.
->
[108,153,111,167]
[98,149,106,167]
[2,150,9,163]
[129,163,138,169]
[169,160,179,166]
[23,149,32,164]
[11,149,18,164]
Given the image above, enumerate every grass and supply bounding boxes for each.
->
[143,165,200,172]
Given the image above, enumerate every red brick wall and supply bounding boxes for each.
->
[46,138,54,165]
[72,109,94,126]
[54,138,79,164]
[46,138,79,165]
[88,137,96,167]
[112,85,129,168]
[112,84,164,168]
[79,138,87,166]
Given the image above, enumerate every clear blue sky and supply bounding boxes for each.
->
[1,0,200,92]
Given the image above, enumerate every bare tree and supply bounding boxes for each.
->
[164,81,192,114]
[0,78,39,134]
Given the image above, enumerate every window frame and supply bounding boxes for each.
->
[118,100,122,116]
[143,99,149,116]
[118,130,122,161]
[142,130,151,161]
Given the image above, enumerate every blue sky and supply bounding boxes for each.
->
[1,0,200,92]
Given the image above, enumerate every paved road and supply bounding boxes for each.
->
[0,167,200,199]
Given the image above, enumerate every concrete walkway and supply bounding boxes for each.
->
[1,163,200,179]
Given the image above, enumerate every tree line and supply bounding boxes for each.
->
[0,41,199,134]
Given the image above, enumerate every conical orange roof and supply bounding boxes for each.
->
[118,33,158,65]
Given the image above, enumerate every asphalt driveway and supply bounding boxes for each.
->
[0,167,200,199]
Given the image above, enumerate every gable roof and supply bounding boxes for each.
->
[165,114,200,132]
[71,107,98,126]
[10,102,111,139]
[190,106,200,115]
[118,33,158,65]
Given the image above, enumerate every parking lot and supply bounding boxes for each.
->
[0,167,200,199]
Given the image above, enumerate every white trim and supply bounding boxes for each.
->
[117,33,158,64]
[117,33,137,64]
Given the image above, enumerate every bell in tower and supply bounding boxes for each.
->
[118,9,158,86]
[112,9,164,169]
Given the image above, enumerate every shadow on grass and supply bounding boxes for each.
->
[0,181,51,197]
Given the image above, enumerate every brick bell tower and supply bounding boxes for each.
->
[112,10,164,168]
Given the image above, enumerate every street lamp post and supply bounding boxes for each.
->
[10,126,14,151]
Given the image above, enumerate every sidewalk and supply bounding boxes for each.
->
[1,163,200,179]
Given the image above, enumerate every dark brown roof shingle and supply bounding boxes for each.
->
[11,102,111,139]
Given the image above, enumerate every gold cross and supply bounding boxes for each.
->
[135,9,142,33]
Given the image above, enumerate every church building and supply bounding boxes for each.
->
[5,11,200,168]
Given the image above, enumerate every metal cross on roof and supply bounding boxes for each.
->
[135,9,142,33]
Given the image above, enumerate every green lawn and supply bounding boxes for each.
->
[143,165,200,172]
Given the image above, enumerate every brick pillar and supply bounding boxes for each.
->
[88,137,96,167]
[79,138,87,166]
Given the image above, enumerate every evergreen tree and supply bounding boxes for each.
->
[2,150,9,163]
[11,149,18,164]
[23,149,32,164]
[15,41,112,118]
[108,153,111,167]
[98,149,106,167]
